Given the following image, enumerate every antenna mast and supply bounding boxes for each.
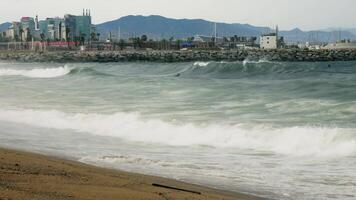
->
[214,23,217,45]
[119,26,121,40]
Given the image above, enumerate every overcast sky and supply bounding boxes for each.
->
[1,0,355,30]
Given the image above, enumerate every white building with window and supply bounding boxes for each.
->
[260,33,278,49]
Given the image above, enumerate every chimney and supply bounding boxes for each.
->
[35,15,39,30]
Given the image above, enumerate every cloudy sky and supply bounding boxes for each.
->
[1,0,355,30]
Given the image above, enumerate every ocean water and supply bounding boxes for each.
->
[0,60,356,199]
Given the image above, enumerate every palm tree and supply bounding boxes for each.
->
[118,39,125,50]
[19,29,24,42]
[91,32,97,41]
[65,27,71,41]
[80,33,86,45]
[141,35,148,42]
[26,28,32,42]
[40,33,46,41]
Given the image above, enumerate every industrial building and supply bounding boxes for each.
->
[2,10,94,43]
[65,10,92,41]
[260,26,284,49]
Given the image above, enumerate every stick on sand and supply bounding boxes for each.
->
[152,183,202,195]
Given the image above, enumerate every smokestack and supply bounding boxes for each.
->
[35,15,39,30]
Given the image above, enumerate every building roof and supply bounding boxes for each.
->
[261,33,277,37]
[193,35,224,43]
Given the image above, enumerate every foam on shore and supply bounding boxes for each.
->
[0,66,70,78]
[0,109,354,157]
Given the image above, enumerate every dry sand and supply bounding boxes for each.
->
[0,148,263,200]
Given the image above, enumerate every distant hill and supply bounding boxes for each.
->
[321,28,356,35]
[96,15,356,42]
[0,22,11,32]
[280,28,356,43]
[96,15,271,40]
[347,28,356,35]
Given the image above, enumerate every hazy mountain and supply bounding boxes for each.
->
[280,28,356,43]
[96,15,271,40]
[96,15,356,42]
[321,28,356,35]
[0,22,11,32]
[347,29,356,35]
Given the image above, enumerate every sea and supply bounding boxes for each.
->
[0,60,355,199]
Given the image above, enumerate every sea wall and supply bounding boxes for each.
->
[1,49,356,62]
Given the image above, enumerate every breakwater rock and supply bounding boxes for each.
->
[1,49,356,62]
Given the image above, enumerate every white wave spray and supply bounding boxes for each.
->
[0,66,71,78]
[242,58,271,66]
[193,62,211,67]
[0,109,355,157]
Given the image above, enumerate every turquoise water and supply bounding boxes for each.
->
[0,60,356,199]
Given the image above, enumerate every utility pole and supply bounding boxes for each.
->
[31,38,34,51]
[118,26,121,41]
[214,22,217,46]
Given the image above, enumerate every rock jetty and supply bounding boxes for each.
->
[1,49,356,62]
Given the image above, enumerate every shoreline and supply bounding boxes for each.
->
[0,147,264,200]
[1,49,356,62]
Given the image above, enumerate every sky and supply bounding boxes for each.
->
[0,0,355,30]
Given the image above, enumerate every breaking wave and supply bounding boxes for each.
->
[0,65,71,78]
[242,58,271,66]
[1,61,352,79]
[0,109,355,157]
[185,60,356,78]
[193,61,211,67]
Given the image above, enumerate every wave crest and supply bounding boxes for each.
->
[0,65,71,78]
[193,62,211,67]
[0,109,355,157]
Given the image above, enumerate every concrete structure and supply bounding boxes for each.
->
[3,22,20,40]
[64,10,92,42]
[64,15,77,40]
[3,10,94,43]
[20,17,35,41]
[193,35,224,43]
[39,17,67,41]
[75,14,92,41]
[260,33,278,49]
[193,35,224,48]
[38,20,48,39]
[2,49,356,62]
[35,15,40,31]
[229,36,257,49]
[260,26,284,49]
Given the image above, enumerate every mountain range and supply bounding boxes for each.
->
[1,15,356,43]
[96,15,356,43]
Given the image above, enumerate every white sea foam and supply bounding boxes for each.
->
[242,58,271,66]
[0,109,355,157]
[0,66,71,78]
[193,62,211,67]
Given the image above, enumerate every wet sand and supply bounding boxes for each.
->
[0,148,263,200]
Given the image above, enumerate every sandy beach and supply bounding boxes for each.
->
[0,148,262,200]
